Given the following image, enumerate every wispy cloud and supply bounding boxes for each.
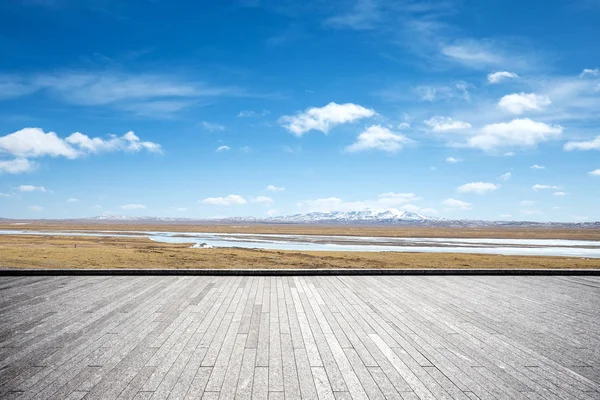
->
[564,136,600,151]
[216,145,230,152]
[0,158,36,174]
[499,172,512,181]
[267,185,285,192]
[532,184,560,191]
[19,185,47,192]
[445,157,461,163]
[297,192,420,213]
[424,117,471,132]
[442,198,472,210]
[252,196,274,205]
[202,195,247,206]
[488,71,519,84]
[531,164,545,170]
[120,204,146,210]
[237,109,270,117]
[202,121,225,132]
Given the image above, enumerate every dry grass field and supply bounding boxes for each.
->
[1,233,599,270]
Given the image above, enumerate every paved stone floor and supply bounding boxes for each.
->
[0,275,599,399]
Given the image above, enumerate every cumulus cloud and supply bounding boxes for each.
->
[424,117,471,132]
[65,131,161,154]
[442,198,472,210]
[0,128,80,159]
[216,145,230,152]
[120,204,146,210]
[202,195,247,206]
[589,169,600,176]
[346,125,412,153]
[0,128,161,162]
[457,182,499,194]
[279,102,376,136]
[531,164,545,170]
[252,196,274,205]
[499,172,512,181]
[297,192,420,213]
[446,157,461,163]
[488,71,519,84]
[267,185,285,192]
[202,121,225,132]
[0,158,36,174]
[498,93,551,114]
[532,184,560,191]
[564,136,600,151]
[467,118,562,151]
[19,185,47,192]
[580,68,599,78]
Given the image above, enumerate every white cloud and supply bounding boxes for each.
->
[520,200,535,206]
[498,93,551,114]
[253,196,274,205]
[29,206,43,211]
[521,209,542,216]
[297,192,420,213]
[580,68,599,78]
[216,145,231,152]
[237,110,269,117]
[504,152,515,157]
[169,207,188,212]
[279,102,376,136]
[65,131,161,154]
[267,185,285,192]
[67,198,78,202]
[266,209,279,217]
[120,204,146,210]
[532,184,560,191]
[239,146,251,153]
[488,71,519,84]
[531,164,545,170]
[564,136,600,151]
[424,117,471,132]
[442,198,472,210]
[19,185,47,192]
[445,157,461,163]
[201,121,225,132]
[499,172,511,181]
[414,82,471,102]
[0,158,36,174]
[457,182,499,194]
[0,128,161,161]
[202,195,247,206]
[0,128,80,159]
[376,192,420,207]
[468,118,562,151]
[589,169,600,176]
[553,192,568,196]
[346,125,412,153]
[441,40,503,67]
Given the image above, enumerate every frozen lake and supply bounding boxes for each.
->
[1,229,600,258]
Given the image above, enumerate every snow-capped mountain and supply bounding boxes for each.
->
[78,209,600,228]
[268,209,435,223]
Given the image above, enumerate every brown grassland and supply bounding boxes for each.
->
[2,221,600,240]
[0,232,599,270]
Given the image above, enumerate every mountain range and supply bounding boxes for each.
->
[80,209,600,228]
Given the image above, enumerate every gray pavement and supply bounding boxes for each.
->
[0,275,599,399]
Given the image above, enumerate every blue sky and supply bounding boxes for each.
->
[1,0,599,221]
